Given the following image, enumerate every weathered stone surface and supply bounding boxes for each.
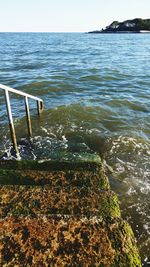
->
[0,168,110,189]
[0,154,110,189]
[0,185,120,218]
[0,152,102,171]
[0,216,141,267]
[0,153,141,266]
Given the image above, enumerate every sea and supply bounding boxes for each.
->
[0,32,150,265]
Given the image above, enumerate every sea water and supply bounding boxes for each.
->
[0,32,150,265]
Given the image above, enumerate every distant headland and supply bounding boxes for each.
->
[88,18,150,33]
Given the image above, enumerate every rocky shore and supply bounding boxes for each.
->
[89,18,150,33]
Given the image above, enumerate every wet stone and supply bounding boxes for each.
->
[0,216,141,267]
[0,152,102,171]
[0,185,121,218]
[0,153,141,266]
[0,168,109,189]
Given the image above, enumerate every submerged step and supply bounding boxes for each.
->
[0,152,102,171]
[0,185,120,218]
[0,215,141,266]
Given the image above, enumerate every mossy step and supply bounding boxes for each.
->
[0,168,109,189]
[0,215,141,266]
[0,185,120,219]
[0,152,102,171]
[0,153,142,265]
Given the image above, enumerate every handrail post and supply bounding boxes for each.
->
[24,96,32,138]
[4,89,19,158]
[0,84,44,159]
[37,100,44,115]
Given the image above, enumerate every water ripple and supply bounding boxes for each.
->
[0,33,150,264]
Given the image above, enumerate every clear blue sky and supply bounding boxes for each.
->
[0,0,150,32]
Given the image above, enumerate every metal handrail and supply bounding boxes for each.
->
[0,84,44,158]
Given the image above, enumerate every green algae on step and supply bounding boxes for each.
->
[0,168,109,189]
[0,185,121,218]
[0,153,109,187]
[0,153,142,266]
[0,152,102,171]
[0,216,141,267]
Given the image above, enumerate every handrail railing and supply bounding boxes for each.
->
[0,84,44,158]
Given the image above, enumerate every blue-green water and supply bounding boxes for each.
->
[0,33,150,264]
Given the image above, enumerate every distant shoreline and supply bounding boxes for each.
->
[88,18,150,34]
[88,31,150,34]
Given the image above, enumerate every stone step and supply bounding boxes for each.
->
[0,185,120,219]
[0,153,142,266]
[0,168,109,189]
[0,215,141,266]
[0,152,102,172]
[0,162,109,189]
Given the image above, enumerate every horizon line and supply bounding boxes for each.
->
[0,31,86,33]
